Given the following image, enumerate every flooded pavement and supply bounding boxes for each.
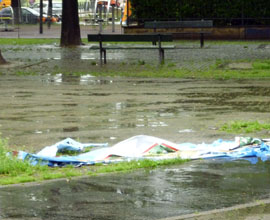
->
[1,41,270,70]
[1,74,270,151]
[0,74,270,219]
[1,65,270,218]
[1,159,270,219]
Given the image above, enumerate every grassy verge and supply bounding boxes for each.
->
[0,38,60,45]
[0,138,188,186]
[220,120,270,133]
[1,39,270,79]
[68,60,270,79]
[10,59,270,80]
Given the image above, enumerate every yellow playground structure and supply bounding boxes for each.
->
[0,0,11,10]
[121,0,131,26]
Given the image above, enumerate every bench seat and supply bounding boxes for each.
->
[88,33,174,65]
[89,45,175,50]
[144,20,213,48]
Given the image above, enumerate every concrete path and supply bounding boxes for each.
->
[0,23,123,38]
[159,198,270,220]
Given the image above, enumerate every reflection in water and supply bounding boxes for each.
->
[63,127,79,132]
[61,74,81,83]
[60,48,82,61]
[0,160,270,219]
[59,48,83,84]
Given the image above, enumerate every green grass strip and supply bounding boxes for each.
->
[0,38,60,45]
[220,120,270,133]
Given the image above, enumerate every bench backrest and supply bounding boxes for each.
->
[88,34,173,42]
[144,20,213,29]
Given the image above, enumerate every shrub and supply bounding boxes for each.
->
[130,0,270,26]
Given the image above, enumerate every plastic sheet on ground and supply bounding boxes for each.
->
[16,135,270,167]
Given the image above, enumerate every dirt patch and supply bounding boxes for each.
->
[258,44,270,49]
[0,61,25,69]
[227,62,253,70]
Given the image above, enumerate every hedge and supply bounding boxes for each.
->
[130,0,270,25]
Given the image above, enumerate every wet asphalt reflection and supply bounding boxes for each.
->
[1,159,270,219]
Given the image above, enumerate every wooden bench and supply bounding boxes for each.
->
[144,20,213,48]
[88,33,173,65]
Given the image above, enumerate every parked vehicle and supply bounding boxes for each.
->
[21,7,44,24]
[30,2,62,20]
[0,6,58,24]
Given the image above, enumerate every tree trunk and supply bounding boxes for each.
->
[60,0,82,46]
[11,0,21,25]
[0,50,7,64]
[47,0,53,29]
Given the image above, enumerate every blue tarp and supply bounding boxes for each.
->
[16,135,270,167]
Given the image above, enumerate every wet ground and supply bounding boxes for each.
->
[1,159,270,220]
[1,40,270,150]
[1,74,270,151]
[1,37,270,219]
[0,73,270,219]
[2,40,270,71]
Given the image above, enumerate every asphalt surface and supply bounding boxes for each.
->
[0,23,123,38]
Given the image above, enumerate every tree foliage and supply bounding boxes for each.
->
[130,0,270,25]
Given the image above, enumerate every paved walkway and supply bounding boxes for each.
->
[0,23,123,38]
[159,198,270,220]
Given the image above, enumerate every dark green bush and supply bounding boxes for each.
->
[130,0,270,25]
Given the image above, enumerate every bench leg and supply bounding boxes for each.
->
[103,49,107,64]
[99,48,103,65]
[200,33,204,48]
[153,28,157,45]
[99,39,104,65]
[158,36,165,65]
[159,48,164,65]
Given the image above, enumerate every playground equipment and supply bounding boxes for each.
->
[0,5,14,31]
[0,0,11,10]
[89,0,122,32]
[121,0,131,26]
[92,0,121,22]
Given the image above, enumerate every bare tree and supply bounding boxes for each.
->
[60,0,82,46]
[0,50,7,64]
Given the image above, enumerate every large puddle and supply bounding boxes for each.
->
[0,74,270,219]
[1,74,270,151]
